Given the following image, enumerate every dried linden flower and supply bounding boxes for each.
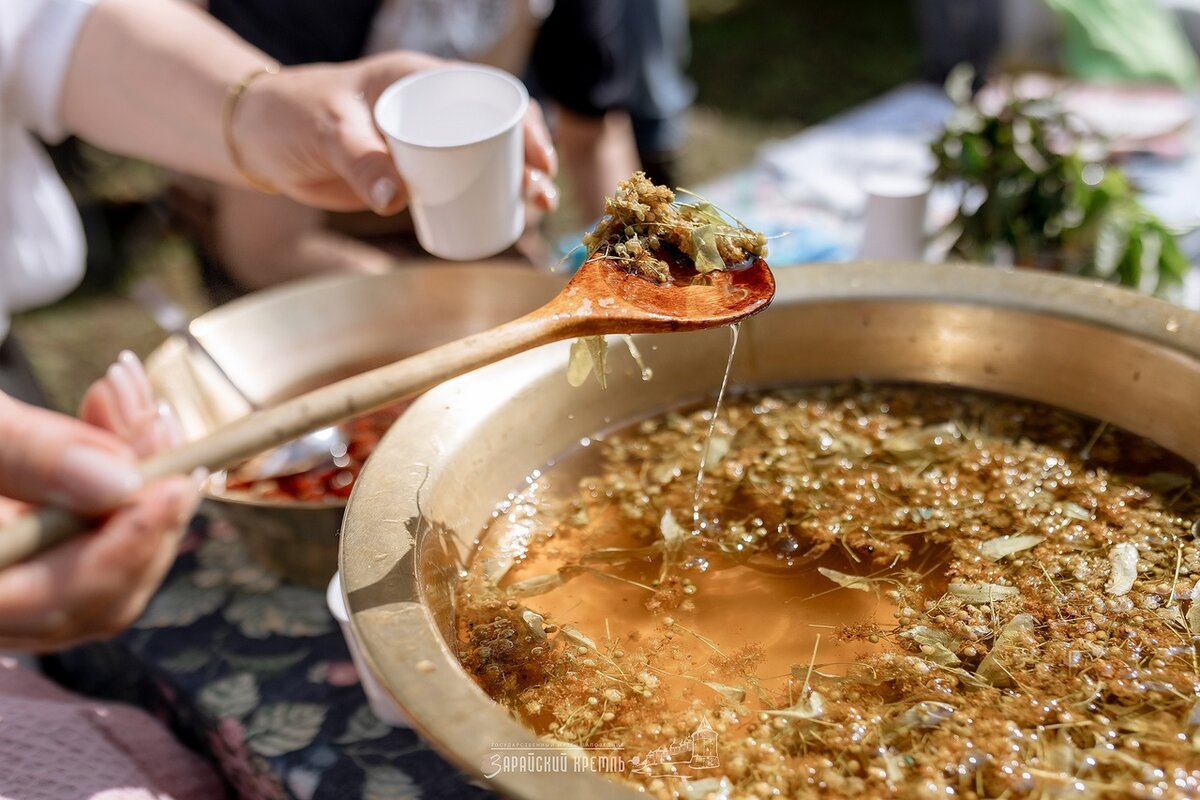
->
[568,172,768,388]
[580,171,767,283]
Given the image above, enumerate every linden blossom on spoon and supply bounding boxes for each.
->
[0,175,775,569]
[567,171,770,388]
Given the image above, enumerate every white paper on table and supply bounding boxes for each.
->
[758,84,954,217]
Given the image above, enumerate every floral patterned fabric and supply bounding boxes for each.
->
[47,516,494,800]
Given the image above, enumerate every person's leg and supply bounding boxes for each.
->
[554,107,641,222]
[531,0,642,221]
[630,114,683,189]
[212,186,396,292]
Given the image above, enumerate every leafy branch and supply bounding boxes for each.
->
[931,66,1188,295]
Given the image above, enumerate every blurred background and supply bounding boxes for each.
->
[13,0,923,410]
[21,0,1200,410]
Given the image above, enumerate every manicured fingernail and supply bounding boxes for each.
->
[56,445,142,510]
[106,362,140,428]
[117,350,153,407]
[189,467,210,489]
[530,169,558,210]
[370,178,396,213]
[155,400,185,449]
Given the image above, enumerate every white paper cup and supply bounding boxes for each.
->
[327,572,410,727]
[374,65,528,261]
[858,173,930,262]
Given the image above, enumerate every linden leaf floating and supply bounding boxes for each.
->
[843,662,886,686]
[1106,543,1139,596]
[817,567,874,592]
[763,691,826,720]
[1173,582,1196,603]
[579,543,662,565]
[567,336,608,389]
[702,681,747,704]
[521,609,547,640]
[790,666,859,686]
[505,573,562,598]
[1058,502,1093,521]
[828,431,872,459]
[977,613,1035,687]
[560,625,598,651]
[882,749,906,784]
[1187,601,1200,636]
[900,625,958,648]
[893,701,957,730]
[947,582,1019,603]
[881,423,960,465]
[899,625,961,666]
[978,534,1045,561]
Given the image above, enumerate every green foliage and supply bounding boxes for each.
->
[688,0,920,123]
[931,67,1188,295]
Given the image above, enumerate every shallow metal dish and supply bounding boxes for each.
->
[144,262,563,586]
[340,262,1200,797]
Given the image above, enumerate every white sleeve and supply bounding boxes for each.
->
[0,0,98,143]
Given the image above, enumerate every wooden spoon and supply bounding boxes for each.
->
[0,256,774,568]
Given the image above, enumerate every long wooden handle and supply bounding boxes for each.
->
[0,312,562,569]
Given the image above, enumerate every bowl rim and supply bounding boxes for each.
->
[149,261,565,513]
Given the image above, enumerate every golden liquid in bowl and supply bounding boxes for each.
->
[457,384,1200,799]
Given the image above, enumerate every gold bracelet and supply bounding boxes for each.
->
[221,63,281,194]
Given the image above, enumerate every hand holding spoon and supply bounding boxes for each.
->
[0,256,774,568]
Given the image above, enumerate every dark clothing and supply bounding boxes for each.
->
[530,0,634,118]
[208,0,382,64]
[530,0,693,186]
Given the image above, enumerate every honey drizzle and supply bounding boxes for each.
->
[692,323,740,536]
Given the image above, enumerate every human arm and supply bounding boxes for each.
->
[53,0,556,214]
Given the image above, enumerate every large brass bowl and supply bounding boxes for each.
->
[144,262,563,586]
[340,262,1200,798]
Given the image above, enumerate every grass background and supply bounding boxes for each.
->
[13,0,921,411]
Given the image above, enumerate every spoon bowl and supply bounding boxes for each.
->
[560,256,775,336]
